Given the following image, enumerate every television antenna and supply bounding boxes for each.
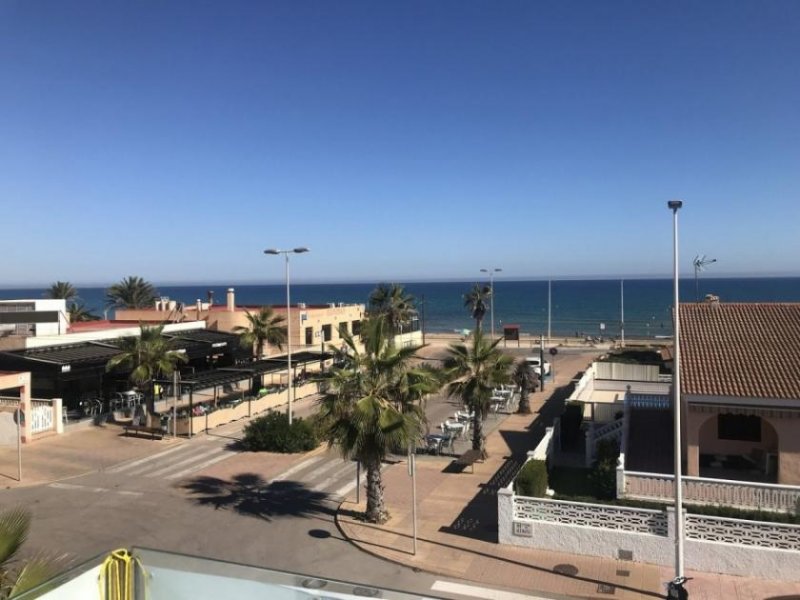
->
[692,255,717,302]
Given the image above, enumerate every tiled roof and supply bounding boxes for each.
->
[679,303,800,400]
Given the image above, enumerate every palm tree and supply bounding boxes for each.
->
[105,276,159,310]
[0,508,62,599]
[512,359,538,415]
[444,328,512,456]
[105,324,187,414]
[233,307,287,359]
[67,302,100,323]
[463,283,492,332]
[368,283,417,339]
[318,317,428,523]
[45,281,77,301]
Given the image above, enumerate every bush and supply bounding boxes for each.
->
[242,411,319,453]
[588,439,619,500]
[515,459,548,497]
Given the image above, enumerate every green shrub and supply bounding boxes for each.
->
[515,459,548,497]
[242,411,319,453]
[588,439,619,500]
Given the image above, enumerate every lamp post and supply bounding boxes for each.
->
[667,200,687,596]
[264,247,310,425]
[480,268,502,340]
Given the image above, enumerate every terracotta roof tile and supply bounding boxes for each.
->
[679,303,800,400]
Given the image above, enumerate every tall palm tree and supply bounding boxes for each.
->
[0,508,62,599]
[45,281,77,301]
[368,283,417,338]
[105,324,187,414]
[512,359,538,415]
[444,328,512,456]
[463,283,492,332]
[67,302,100,323]
[233,307,287,359]
[105,276,159,310]
[318,317,428,523]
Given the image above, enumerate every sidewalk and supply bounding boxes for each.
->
[0,423,182,488]
[336,359,800,600]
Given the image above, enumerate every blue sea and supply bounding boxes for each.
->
[3,278,800,339]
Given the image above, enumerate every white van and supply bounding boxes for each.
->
[525,356,551,376]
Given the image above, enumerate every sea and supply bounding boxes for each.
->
[3,277,800,339]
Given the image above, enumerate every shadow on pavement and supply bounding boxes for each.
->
[181,472,335,521]
[438,380,576,542]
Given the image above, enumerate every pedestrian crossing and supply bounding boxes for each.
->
[103,437,391,498]
[106,438,237,482]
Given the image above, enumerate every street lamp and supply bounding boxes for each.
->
[480,268,502,340]
[667,200,687,597]
[264,247,310,425]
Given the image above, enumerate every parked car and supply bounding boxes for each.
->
[525,356,551,376]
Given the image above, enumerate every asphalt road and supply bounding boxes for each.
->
[2,390,557,600]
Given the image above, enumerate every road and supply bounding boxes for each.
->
[3,389,554,599]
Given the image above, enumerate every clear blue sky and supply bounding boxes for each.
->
[2,1,799,285]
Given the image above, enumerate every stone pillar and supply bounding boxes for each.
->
[497,487,515,545]
[54,398,64,434]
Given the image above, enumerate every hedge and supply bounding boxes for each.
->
[242,411,319,453]
[515,459,548,497]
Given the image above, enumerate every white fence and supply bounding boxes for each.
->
[621,470,800,514]
[594,362,660,382]
[499,491,800,580]
[31,399,56,434]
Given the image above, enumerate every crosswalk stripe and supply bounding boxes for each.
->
[311,460,355,492]
[165,450,237,480]
[125,445,208,476]
[107,443,187,474]
[146,446,227,478]
[298,457,345,482]
[270,455,324,482]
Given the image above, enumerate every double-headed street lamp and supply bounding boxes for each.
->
[480,267,502,340]
[667,201,688,598]
[264,247,309,425]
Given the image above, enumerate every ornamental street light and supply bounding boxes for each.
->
[667,200,688,597]
[264,247,310,425]
[480,268,502,340]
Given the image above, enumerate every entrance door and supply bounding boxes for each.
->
[305,327,313,345]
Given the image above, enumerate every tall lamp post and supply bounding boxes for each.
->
[667,201,687,598]
[264,247,310,425]
[480,267,502,340]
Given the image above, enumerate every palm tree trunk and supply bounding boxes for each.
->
[518,382,531,414]
[472,408,486,456]
[364,459,388,523]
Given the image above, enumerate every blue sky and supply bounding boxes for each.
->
[2,1,799,285]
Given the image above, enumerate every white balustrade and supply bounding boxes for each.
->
[685,513,800,550]
[623,471,800,514]
[513,495,668,536]
[30,400,54,434]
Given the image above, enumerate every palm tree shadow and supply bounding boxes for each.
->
[181,473,335,521]
[439,380,576,542]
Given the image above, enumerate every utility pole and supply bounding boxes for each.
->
[620,279,625,346]
[547,280,552,343]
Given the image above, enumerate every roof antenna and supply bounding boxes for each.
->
[692,255,717,303]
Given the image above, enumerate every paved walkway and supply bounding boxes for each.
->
[336,354,800,600]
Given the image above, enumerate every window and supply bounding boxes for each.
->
[322,324,332,342]
[351,320,361,337]
[338,322,348,337]
[718,414,761,442]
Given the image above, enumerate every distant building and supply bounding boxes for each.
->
[0,299,69,347]
[116,287,367,356]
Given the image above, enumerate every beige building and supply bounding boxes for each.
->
[680,302,800,485]
[116,288,365,357]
